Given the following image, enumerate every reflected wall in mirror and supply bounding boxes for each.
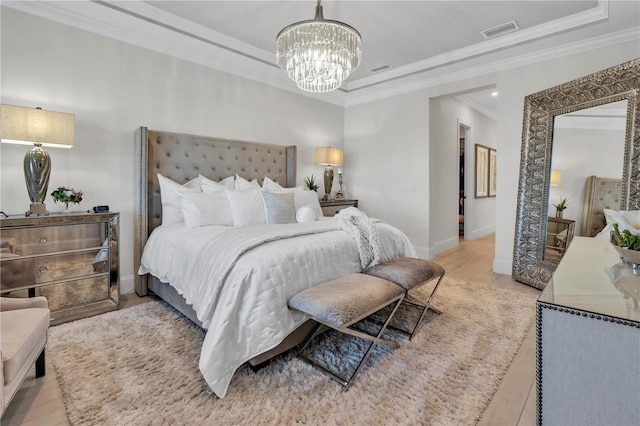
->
[512,58,639,290]
[549,101,627,241]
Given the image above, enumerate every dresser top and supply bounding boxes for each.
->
[1,211,118,227]
[539,237,640,323]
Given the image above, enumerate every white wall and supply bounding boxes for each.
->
[429,96,496,254]
[550,126,625,235]
[345,42,639,273]
[0,8,344,294]
[492,48,638,274]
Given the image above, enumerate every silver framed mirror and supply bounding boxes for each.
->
[512,58,640,289]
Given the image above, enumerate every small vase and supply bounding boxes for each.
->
[555,209,563,219]
[63,203,71,214]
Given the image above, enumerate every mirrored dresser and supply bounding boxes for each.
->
[536,237,639,425]
[0,211,119,325]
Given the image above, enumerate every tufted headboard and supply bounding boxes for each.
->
[581,175,622,237]
[134,127,297,295]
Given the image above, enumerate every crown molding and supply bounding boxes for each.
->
[342,0,610,91]
[3,0,636,109]
[455,95,497,121]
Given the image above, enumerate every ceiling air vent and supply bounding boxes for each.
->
[481,20,520,39]
[367,63,392,73]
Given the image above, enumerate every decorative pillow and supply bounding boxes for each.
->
[178,191,233,228]
[157,174,201,225]
[287,188,323,220]
[604,209,640,229]
[262,176,284,193]
[226,189,266,226]
[235,174,260,191]
[199,175,227,193]
[262,192,296,224]
[296,206,317,223]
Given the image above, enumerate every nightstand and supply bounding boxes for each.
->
[545,217,575,262]
[320,199,358,217]
[0,211,119,325]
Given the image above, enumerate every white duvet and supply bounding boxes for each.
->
[139,218,416,397]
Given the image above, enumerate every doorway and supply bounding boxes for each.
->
[458,122,471,238]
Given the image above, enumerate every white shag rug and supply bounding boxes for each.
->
[48,277,537,425]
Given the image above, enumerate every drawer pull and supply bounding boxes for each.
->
[39,265,48,273]
[39,237,48,244]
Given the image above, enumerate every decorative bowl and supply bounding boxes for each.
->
[611,242,640,268]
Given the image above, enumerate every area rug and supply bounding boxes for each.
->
[48,277,537,425]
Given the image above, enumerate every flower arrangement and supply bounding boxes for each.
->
[303,175,319,192]
[50,187,83,211]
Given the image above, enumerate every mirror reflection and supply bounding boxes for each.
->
[544,100,628,262]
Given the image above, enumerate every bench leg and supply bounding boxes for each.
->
[35,348,45,378]
[407,273,445,340]
[297,296,404,391]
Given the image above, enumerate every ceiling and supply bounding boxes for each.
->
[3,1,639,108]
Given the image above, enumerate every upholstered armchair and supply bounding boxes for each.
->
[0,297,50,416]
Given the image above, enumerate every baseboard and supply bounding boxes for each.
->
[466,224,496,240]
[493,257,512,275]
[120,274,135,295]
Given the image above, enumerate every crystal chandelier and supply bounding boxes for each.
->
[276,0,362,93]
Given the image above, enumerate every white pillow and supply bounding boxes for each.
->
[235,174,260,191]
[226,189,266,226]
[220,175,235,190]
[262,192,296,224]
[178,191,233,228]
[262,176,284,193]
[604,209,640,229]
[157,174,201,225]
[296,206,316,223]
[199,175,227,193]
[286,188,323,219]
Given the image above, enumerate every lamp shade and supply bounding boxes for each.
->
[315,147,344,166]
[0,104,74,148]
[550,170,562,186]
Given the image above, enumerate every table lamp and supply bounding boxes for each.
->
[315,147,343,201]
[0,104,75,215]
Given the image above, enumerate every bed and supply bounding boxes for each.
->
[133,127,417,398]
[582,175,623,237]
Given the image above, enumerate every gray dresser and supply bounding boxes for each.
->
[0,211,119,325]
[536,237,639,425]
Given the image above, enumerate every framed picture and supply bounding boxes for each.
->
[475,144,489,198]
[488,148,497,197]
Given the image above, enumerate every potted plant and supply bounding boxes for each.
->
[51,187,83,213]
[303,175,319,192]
[552,197,569,218]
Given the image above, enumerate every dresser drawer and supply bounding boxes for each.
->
[1,223,104,255]
[38,276,109,312]
[1,249,106,290]
[0,257,36,289]
[320,200,359,217]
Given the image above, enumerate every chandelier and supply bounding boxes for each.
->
[276,0,362,93]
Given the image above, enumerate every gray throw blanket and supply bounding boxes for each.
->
[336,207,381,270]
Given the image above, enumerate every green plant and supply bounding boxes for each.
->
[553,197,569,211]
[50,187,83,205]
[303,175,319,192]
[612,222,640,250]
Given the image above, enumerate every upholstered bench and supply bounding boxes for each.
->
[288,273,404,390]
[365,257,445,340]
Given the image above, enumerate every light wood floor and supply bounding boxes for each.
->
[2,233,540,425]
